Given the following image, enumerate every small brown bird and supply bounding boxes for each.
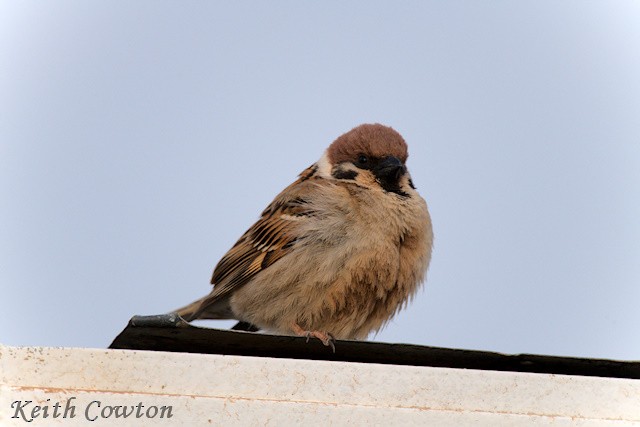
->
[174,123,433,349]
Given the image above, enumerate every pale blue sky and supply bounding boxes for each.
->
[1,1,639,360]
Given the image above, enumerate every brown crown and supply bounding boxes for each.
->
[327,123,408,164]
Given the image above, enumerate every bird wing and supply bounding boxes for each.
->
[203,165,320,306]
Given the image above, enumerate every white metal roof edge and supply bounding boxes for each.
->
[1,345,639,426]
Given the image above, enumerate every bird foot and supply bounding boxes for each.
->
[292,323,336,353]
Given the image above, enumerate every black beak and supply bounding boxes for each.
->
[374,156,406,182]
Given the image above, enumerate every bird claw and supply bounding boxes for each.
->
[326,334,336,353]
[307,331,335,353]
[306,331,335,353]
[294,324,336,353]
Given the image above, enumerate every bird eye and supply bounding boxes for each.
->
[357,155,368,165]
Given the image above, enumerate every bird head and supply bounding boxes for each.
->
[320,123,415,196]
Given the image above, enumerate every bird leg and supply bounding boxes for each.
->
[291,323,336,353]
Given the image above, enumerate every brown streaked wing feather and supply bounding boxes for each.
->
[204,166,319,304]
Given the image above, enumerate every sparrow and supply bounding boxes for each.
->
[174,123,433,349]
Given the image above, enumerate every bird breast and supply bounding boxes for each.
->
[229,180,433,340]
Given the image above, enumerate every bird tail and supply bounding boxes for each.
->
[172,298,205,322]
[171,294,234,322]
[172,296,261,332]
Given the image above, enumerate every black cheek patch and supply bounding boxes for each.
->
[378,179,410,198]
[332,169,359,180]
[408,178,416,189]
[388,187,410,198]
